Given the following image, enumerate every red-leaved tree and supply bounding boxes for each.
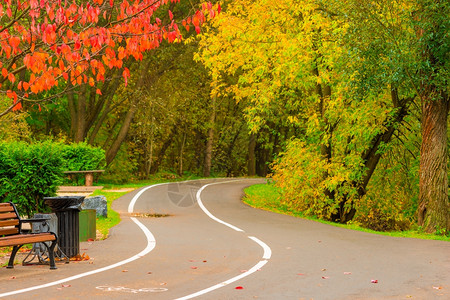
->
[0,0,220,117]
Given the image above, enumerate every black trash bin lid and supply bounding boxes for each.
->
[44,196,85,211]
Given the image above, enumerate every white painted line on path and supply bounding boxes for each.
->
[175,181,272,300]
[0,185,158,298]
[196,183,245,232]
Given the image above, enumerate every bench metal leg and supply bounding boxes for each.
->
[7,245,23,269]
[47,239,57,270]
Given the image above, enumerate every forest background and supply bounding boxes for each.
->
[0,0,448,234]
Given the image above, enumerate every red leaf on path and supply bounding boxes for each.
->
[322,276,330,279]
[122,270,128,272]
[344,272,352,275]
[10,276,16,280]
[62,284,71,288]
[297,273,305,276]
[235,286,244,290]
[87,238,94,242]
[371,279,378,283]
[191,266,197,269]
[203,260,207,263]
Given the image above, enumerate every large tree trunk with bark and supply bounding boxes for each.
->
[418,94,449,233]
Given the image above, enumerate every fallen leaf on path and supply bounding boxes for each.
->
[235,286,244,290]
[191,266,198,269]
[433,286,442,290]
[321,269,327,271]
[62,284,71,288]
[371,280,378,283]
[240,270,247,273]
[322,276,330,279]
[297,273,306,276]
[344,272,352,275]
[10,276,16,280]
[147,272,152,274]
[203,260,207,263]
[87,238,94,242]
[160,282,167,286]
[70,253,90,261]
[122,270,128,272]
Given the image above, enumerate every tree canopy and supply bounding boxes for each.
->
[0,0,218,116]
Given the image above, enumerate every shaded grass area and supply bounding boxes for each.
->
[243,183,450,242]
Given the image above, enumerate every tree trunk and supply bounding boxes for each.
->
[74,85,87,142]
[330,91,411,223]
[150,124,178,174]
[105,102,138,166]
[248,133,256,176]
[203,96,216,177]
[418,94,449,233]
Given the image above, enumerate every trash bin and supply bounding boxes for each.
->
[44,196,85,258]
[79,209,96,242]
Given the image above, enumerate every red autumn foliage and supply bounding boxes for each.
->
[0,0,219,115]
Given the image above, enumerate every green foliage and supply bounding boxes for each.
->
[61,142,106,171]
[100,145,137,184]
[0,141,64,216]
[243,183,449,241]
[0,96,33,142]
[196,0,445,229]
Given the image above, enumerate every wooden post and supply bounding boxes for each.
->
[85,173,94,186]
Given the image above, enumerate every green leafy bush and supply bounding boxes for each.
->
[0,141,64,216]
[61,142,106,171]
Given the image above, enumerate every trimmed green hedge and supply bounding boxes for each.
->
[0,142,105,216]
[61,142,105,171]
[0,141,63,216]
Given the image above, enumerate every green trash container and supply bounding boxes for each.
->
[79,209,96,242]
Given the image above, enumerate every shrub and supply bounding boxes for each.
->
[61,142,106,171]
[0,141,64,216]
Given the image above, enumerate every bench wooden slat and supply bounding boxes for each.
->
[0,233,56,247]
[0,212,17,220]
[0,228,19,236]
[0,219,19,227]
[0,205,15,213]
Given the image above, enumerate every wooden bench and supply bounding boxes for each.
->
[63,170,105,186]
[0,202,58,270]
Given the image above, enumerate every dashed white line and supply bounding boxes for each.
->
[175,181,272,300]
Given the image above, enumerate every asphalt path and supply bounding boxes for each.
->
[0,178,449,299]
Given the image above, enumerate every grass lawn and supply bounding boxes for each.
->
[243,183,450,242]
